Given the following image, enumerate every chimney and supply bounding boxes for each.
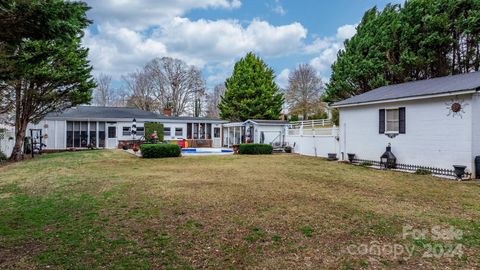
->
[163,107,172,116]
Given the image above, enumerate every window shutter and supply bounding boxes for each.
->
[379,109,385,134]
[399,107,406,134]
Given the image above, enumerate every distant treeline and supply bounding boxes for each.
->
[325,0,480,101]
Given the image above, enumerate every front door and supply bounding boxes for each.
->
[106,124,117,149]
[213,127,221,148]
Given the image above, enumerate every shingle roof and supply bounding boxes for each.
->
[44,106,225,122]
[334,71,480,107]
[249,119,289,125]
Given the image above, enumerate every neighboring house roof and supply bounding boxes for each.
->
[223,119,289,127]
[248,119,289,125]
[44,106,226,122]
[333,71,480,107]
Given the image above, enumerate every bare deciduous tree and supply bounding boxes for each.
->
[123,70,159,112]
[205,84,226,118]
[285,64,324,120]
[93,74,112,106]
[145,57,206,116]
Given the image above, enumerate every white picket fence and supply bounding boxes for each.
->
[0,130,15,158]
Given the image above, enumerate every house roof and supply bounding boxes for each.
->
[223,119,289,127]
[333,71,480,107]
[44,106,226,122]
[248,119,289,125]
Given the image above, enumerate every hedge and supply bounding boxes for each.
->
[238,144,273,155]
[144,122,164,142]
[140,144,181,158]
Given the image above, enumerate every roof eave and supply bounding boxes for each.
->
[332,89,477,108]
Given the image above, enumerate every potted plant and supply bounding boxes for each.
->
[233,144,239,154]
[132,144,139,153]
[453,165,467,180]
[327,153,337,161]
[149,132,159,144]
[347,153,356,163]
[284,145,292,153]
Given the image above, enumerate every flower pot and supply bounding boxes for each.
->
[347,153,356,163]
[327,153,337,161]
[453,165,467,180]
[284,146,292,153]
[233,144,239,154]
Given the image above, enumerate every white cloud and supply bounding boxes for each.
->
[336,24,357,40]
[85,17,307,80]
[276,68,290,88]
[84,0,242,30]
[82,0,355,88]
[307,24,357,74]
[271,0,287,15]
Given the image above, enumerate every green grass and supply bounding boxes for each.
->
[0,150,479,269]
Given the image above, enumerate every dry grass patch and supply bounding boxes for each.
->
[0,150,479,269]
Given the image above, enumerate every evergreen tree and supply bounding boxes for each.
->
[219,52,284,121]
[0,0,95,161]
[325,0,480,102]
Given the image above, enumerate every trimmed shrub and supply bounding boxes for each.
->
[144,122,164,143]
[140,144,181,158]
[0,151,7,162]
[415,168,432,175]
[238,144,273,155]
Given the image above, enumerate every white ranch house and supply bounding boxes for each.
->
[333,71,480,178]
[27,106,227,150]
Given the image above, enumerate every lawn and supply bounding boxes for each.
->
[0,150,479,269]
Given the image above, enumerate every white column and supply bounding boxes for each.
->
[227,127,230,147]
[233,126,237,145]
[240,125,243,144]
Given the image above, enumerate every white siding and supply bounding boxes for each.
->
[339,94,473,171]
[255,125,284,144]
[286,134,340,158]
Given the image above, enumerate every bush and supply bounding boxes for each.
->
[0,151,7,162]
[140,144,181,158]
[359,161,373,167]
[144,122,164,143]
[238,144,273,155]
[415,168,432,175]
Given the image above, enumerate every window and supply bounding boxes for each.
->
[89,122,96,147]
[380,107,406,134]
[98,122,105,147]
[137,127,144,136]
[108,126,116,138]
[73,122,80,147]
[80,122,88,147]
[175,127,183,137]
[122,127,131,136]
[66,121,73,148]
[164,127,171,137]
[214,127,220,138]
[386,109,399,133]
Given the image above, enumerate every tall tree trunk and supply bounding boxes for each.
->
[10,81,25,161]
[10,119,27,161]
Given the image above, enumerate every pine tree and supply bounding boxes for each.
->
[219,52,284,121]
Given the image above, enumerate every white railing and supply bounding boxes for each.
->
[288,127,337,136]
[288,119,336,136]
[290,119,332,129]
[0,130,15,158]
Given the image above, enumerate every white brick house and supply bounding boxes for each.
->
[333,71,480,178]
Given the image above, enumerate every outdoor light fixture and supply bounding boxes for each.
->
[132,118,137,138]
[131,118,138,152]
[380,143,396,169]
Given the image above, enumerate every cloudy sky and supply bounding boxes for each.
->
[82,0,398,90]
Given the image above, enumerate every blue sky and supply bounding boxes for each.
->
[83,0,400,90]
